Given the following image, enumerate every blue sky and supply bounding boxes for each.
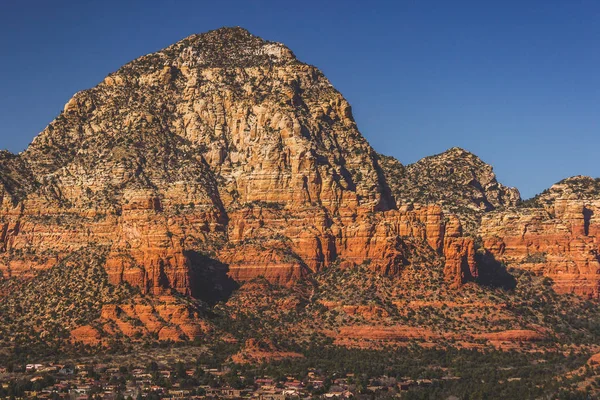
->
[1,0,598,198]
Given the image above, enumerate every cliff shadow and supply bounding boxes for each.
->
[475,250,517,290]
[185,251,239,305]
[584,206,593,236]
[372,153,398,211]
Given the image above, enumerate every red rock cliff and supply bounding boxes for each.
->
[480,177,600,297]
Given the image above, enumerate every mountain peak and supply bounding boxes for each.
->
[120,26,298,73]
[202,26,253,35]
[445,146,470,154]
[379,147,520,233]
[431,146,478,161]
[545,175,600,201]
[557,175,598,185]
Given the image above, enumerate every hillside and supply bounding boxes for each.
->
[0,29,599,395]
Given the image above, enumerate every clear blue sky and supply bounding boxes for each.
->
[1,0,598,198]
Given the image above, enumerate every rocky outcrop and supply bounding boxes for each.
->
[70,325,102,346]
[380,148,520,234]
[231,338,303,364]
[443,215,477,287]
[328,326,544,349]
[480,177,600,297]
[98,297,209,342]
[220,203,476,286]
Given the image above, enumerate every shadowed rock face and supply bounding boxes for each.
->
[0,25,475,328]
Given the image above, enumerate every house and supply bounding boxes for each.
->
[324,389,353,398]
[59,366,75,375]
[133,371,152,379]
[205,388,220,397]
[26,364,43,372]
[167,389,190,398]
[212,370,229,377]
[366,385,385,392]
[219,388,244,398]
[54,383,69,391]
[258,394,286,400]
[71,386,91,395]
[309,380,324,389]
[256,378,275,387]
[285,379,303,389]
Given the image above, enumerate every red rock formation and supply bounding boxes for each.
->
[443,215,477,287]
[231,339,303,364]
[480,177,600,297]
[0,27,483,346]
[97,296,209,341]
[474,329,544,342]
[221,203,476,286]
[70,325,102,346]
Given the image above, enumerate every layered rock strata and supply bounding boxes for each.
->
[480,177,600,297]
[0,27,478,342]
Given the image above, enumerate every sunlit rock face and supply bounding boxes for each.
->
[480,176,600,298]
[0,27,475,297]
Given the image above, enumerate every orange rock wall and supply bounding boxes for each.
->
[480,199,600,297]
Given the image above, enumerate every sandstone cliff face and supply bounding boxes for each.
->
[443,215,477,288]
[380,147,600,297]
[480,176,600,297]
[220,203,476,286]
[0,27,477,342]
